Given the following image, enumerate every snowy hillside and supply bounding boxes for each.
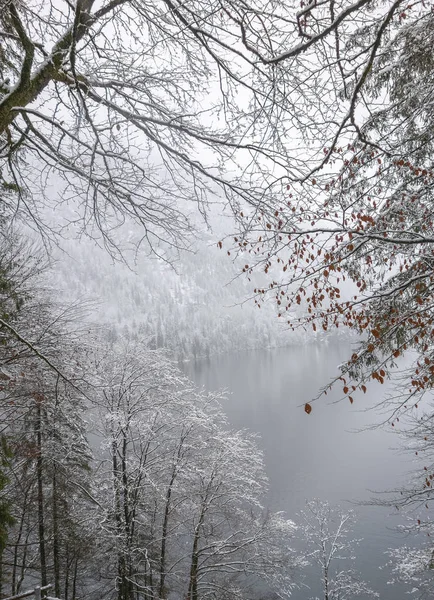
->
[48,231,308,360]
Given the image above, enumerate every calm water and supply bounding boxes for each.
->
[183,340,420,599]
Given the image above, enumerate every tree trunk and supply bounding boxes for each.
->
[121,432,134,600]
[187,506,206,600]
[11,488,29,596]
[72,557,78,600]
[112,435,130,600]
[159,464,177,599]
[0,1,96,136]
[52,466,61,598]
[64,546,69,600]
[36,402,47,587]
[0,547,3,600]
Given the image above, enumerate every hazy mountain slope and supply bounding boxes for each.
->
[48,231,309,360]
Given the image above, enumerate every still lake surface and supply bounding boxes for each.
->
[183,340,422,599]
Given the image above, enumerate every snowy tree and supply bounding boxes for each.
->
[6,1,434,396]
[387,544,434,599]
[92,341,299,600]
[213,0,434,418]
[368,406,434,599]
[0,229,95,596]
[0,0,309,257]
[298,500,377,600]
[1,350,94,597]
[3,1,434,411]
[0,436,14,598]
[175,428,299,600]
[2,0,422,264]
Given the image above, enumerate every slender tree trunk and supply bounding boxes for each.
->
[36,402,47,587]
[18,529,31,593]
[187,506,206,600]
[52,466,61,597]
[64,546,69,600]
[187,542,199,600]
[112,435,126,600]
[158,465,177,599]
[72,557,78,600]
[11,489,29,596]
[121,432,133,600]
[0,547,3,600]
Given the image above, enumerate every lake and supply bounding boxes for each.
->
[183,340,420,599]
